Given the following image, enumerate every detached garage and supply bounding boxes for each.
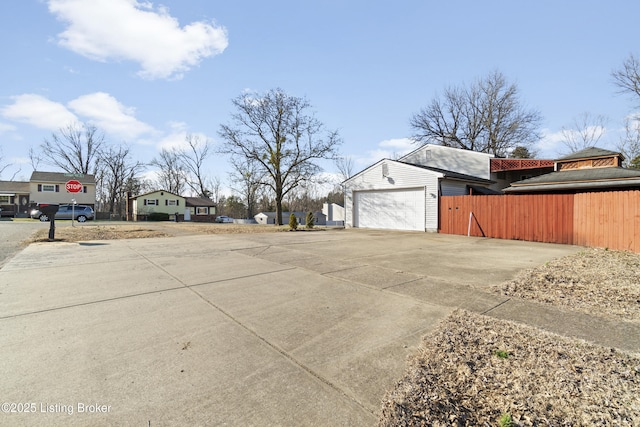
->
[344,158,494,232]
[354,188,426,231]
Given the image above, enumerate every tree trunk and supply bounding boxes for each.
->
[275,181,283,225]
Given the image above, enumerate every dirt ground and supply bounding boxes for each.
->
[25,221,297,243]
[22,223,640,425]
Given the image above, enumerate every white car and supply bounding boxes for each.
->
[215,215,234,223]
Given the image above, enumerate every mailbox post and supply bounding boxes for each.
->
[39,204,59,241]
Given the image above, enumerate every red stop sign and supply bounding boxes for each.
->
[65,180,83,193]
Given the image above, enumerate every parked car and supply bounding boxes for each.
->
[30,204,95,223]
[215,215,234,223]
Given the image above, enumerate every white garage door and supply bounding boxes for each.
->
[354,188,425,231]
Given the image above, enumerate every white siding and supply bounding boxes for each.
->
[400,144,493,180]
[344,160,441,231]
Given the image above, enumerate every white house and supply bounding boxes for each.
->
[254,211,326,225]
[30,171,97,207]
[130,190,185,221]
[322,202,345,226]
[343,144,496,232]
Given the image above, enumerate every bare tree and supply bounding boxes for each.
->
[40,123,105,174]
[28,147,42,171]
[0,147,21,181]
[617,115,640,167]
[219,88,342,225]
[612,53,640,105]
[335,156,355,181]
[410,71,542,156]
[209,175,222,206]
[179,134,213,198]
[150,148,187,194]
[228,156,264,219]
[97,145,145,215]
[559,112,608,154]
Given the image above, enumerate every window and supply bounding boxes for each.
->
[166,199,178,206]
[40,184,57,192]
[145,199,157,206]
[0,195,10,204]
[196,207,208,215]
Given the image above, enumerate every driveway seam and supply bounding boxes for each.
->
[131,244,376,418]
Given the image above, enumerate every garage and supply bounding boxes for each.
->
[354,188,425,231]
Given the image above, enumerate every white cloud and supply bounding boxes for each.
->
[156,128,209,151]
[67,92,155,139]
[1,94,78,130]
[1,92,156,141]
[48,0,228,79]
[355,137,416,166]
[0,122,17,133]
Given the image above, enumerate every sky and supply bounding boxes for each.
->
[1,0,640,193]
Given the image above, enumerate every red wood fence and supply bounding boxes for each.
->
[439,191,640,252]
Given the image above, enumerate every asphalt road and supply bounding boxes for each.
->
[0,220,49,269]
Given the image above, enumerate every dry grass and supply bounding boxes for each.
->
[491,248,640,323]
[380,310,640,426]
[25,221,311,243]
[381,249,640,426]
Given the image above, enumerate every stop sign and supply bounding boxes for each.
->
[65,180,83,193]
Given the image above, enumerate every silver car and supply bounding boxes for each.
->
[30,204,95,223]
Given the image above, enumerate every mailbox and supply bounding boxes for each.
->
[39,204,59,241]
[39,204,60,216]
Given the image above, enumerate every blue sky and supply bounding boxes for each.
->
[1,0,639,191]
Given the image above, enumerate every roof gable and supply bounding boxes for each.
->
[30,171,96,184]
[556,147,624,162]
[184,197,216,207]
[130,189,184,200]
[0,181,30,192]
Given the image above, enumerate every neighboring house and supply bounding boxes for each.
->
[184,197,217,222]
[0,171,97,218]
[504,147,640,193]
[0,181,30,217]
[343,144,501,232]
[254,211,326,226]
[30,171,96,207]
[322,202,345,226]
[490,158,555,190]
[130,190,185,221]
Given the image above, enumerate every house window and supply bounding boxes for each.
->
[196,207,208,215]
[145,199,157,206]
[0,195,10,204]
[41,184,56,192]
[167,199,178,206]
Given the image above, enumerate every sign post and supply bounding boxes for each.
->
[66,180,82,227]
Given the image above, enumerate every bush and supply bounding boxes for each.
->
[289,213,298,231]
[306,211,314,229]
[148,212,170,221]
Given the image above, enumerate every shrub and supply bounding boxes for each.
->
[148,212,170,221]
[289,213,298,231]
[306,211,314,229]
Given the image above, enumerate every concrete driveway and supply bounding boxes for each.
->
[0,229,614,426]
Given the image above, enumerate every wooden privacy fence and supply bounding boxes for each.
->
[439,191,640,253]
